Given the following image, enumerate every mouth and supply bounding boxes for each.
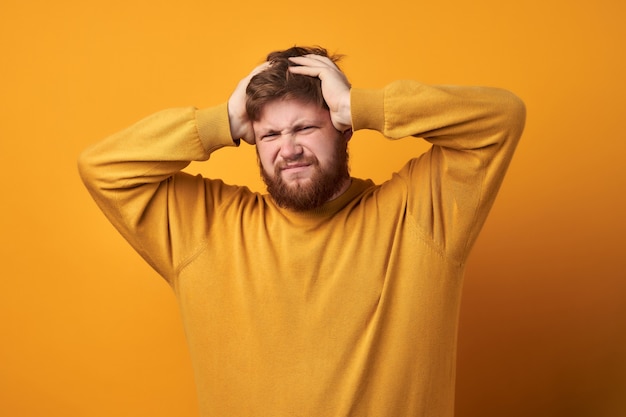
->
[273,156,319,180]
[280,163,311,172]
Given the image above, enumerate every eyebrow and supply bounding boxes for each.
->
[259,129,280,137]
[257,121,319,137]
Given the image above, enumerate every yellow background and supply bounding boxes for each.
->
[1,0,624,416]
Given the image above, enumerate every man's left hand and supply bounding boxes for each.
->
[288,55,352,134]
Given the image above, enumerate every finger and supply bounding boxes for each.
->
[287,64,323,77]
[288,55,336,68]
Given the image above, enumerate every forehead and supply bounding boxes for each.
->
[253,99,331,130]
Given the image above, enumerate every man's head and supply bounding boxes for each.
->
[247,46,352,211]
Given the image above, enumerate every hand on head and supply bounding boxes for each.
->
[287,54,352,134]
[227,62,271,145]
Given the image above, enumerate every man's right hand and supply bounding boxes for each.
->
[227,63,270,145]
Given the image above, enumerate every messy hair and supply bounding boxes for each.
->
[245,46,343,121]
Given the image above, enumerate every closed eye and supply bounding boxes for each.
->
[259,125,317,141]
[260,132,279,141]
[296,126,317,134]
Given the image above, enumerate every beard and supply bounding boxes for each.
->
[260,142,350,212]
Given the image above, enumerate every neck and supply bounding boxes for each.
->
[328,176,352,202]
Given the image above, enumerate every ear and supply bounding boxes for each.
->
[342,128,353,141]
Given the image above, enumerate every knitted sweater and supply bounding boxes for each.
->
[78,80,526,417]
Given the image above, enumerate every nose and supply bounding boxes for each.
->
[278,135,303,161]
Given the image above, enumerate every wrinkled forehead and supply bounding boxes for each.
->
[253,98,332,130]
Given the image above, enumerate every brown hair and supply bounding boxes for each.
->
[245,46,343,121]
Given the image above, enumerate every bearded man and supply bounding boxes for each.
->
[79,46,525,417]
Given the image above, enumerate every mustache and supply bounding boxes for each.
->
[275,156,319,172]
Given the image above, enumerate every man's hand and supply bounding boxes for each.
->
[288,55,352,133]
[227,62,270,145]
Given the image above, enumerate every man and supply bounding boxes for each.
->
[79,46,526,417]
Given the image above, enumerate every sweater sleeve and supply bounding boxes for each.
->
[77,104,240,280]
[351,81,526,264]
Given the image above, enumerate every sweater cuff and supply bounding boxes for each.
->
[350,88,385,132]
[195,103,239,154]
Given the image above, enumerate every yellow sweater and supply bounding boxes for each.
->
[79,81,525,417]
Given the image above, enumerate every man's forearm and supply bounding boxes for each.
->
[78,104,234,196]
[77,104,237,279]
[351,80,526,151]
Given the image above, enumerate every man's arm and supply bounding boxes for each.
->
[351,81,526,264]
[77,104,238,279]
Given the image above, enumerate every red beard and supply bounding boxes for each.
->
[260,145,350,211]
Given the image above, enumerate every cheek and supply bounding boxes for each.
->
[256,146,276,174]
[313,138,341,166]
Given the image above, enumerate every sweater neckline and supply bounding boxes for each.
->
[271,177,374,222]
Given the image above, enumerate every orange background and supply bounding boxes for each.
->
[1,0,624,416]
